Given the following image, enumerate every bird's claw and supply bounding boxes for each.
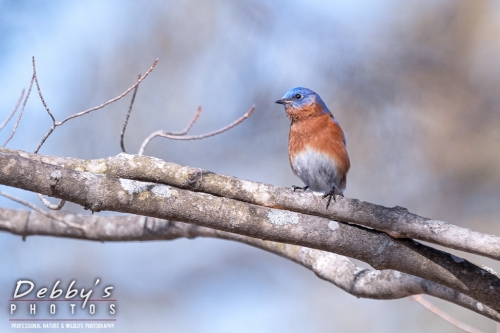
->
[322,187,338,209]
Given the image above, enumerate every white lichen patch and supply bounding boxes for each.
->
[241,180,258,193]
[50,170,62,180]
[86,159,108,174]
[151,185,171,198]
[427,220,449,234]
[154,159,166,169]
[241,181,271,203]
[117,153,134,160]
[116,153,138,168]
[120,179,150,195]
[2,158,16,174]
[476,302,484,311]
[267,209,299,226]
[328,221,339,231]
[450,254,464,263]
[393,271,401,278]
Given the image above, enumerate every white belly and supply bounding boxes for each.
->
[291,148,344,193]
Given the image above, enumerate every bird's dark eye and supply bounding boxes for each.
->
[294,93,302,99]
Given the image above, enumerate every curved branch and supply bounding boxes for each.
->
[137,105,255,155]
[120,74,141,153]
[5,148,499,262]
[0,153,499,312]
[33,59,158,153]
[0,207,498,322]
[0,88,25,131]
[37,193,66,210]
[3,76,35,147]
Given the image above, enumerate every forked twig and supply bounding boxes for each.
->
[120,74,141,153]
[37,193,66,210]
[3,76,35,147]
[138,105,255,156]
[33,57,158,153]
[0,191,83,233]
[0,89,25,131]
[412,295,486,333]
[174,106,202,136]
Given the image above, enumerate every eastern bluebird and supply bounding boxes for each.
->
[276,87,350,208]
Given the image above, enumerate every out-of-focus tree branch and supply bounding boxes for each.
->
[0,151,499,314]
[0,207,498,322]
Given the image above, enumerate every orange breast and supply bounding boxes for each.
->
[288,114,350,178]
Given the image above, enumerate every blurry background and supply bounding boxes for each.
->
[1,0,500,331]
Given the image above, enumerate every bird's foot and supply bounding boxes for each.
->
[292,185,309,192]
[322,187,337,209]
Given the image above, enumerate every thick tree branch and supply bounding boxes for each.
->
[0,208,498,322]
[0,152,499,312]
[3,148,499,262]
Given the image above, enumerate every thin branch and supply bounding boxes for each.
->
[138,105,255,155]
[0,207,498,322]
[3,76,35,147]
[412,295,486,333]
[58,59,158,125]
[32,58,158,153]
[0,154,499,312]
[120,74,141,153]
[34,126,55,153]
[176,106,202,136]
[32,57,56,122]
[0,89,25,131]
[0,191,81,232]
[37,193,66,210]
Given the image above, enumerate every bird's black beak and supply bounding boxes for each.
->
[275,99,287,105]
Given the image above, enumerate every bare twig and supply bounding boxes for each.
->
[33,58,158,153]
[58,59,158,125]
[138,105,255,155]
[37,193,66,210]
[32,57,56,122]
[412,295,486,333]
[176,106,202,136]
[120,74,141,153]
[0,191,82,232]
[3,76,35,147]
[0,89,25,131]
[35,126,55,153]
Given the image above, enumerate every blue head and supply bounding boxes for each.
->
[275,87,329,115]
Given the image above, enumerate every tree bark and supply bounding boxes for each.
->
[0,151,499,313]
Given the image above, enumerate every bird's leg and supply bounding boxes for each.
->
[322,186,337,209]
[292,185,309,192]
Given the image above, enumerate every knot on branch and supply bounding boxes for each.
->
[49,169,62,188]
[183,168,206,189]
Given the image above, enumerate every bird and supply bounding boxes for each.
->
[276,87,350,208]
